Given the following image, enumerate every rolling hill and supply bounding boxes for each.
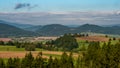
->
[36,24,70,36]
[0,20,34,29]
[24,25,42,32]
[0,23,38,37]
[0,20,120,36]
[36,24,120,36]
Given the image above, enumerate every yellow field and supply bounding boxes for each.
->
[0,51,79,58]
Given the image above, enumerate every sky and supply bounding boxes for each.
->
[0,0,120,12]
[0,0,120,25]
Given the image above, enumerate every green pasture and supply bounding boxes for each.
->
[0,45,44,51]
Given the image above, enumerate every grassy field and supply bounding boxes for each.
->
[0,45,44,51]
[76,36,120,50]
[0,46,24,51]
[0,45,79,58]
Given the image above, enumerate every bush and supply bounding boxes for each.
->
[25,45,36,51]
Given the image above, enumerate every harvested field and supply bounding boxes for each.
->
[76,36,109,42]
[0,38,12,42]
[0,51,79,58]
[35,37,58,40]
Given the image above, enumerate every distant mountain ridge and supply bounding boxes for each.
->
[36,24,120,36]
[0,20,35,29]
[36,24,70,36]
[0,20,120,36]
[0,23,39,37]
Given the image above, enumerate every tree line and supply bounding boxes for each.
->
[0,52,76,68]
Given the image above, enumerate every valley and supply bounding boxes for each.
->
[0,0,120,67]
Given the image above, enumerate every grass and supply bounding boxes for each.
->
[77,40,89,49]
[0,45,45,51]
[77,38,120,49]
[0,46,24,51]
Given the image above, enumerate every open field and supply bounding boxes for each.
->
[0,38,12,42]
[0,51,79,59]
[13,36,58,42]
[76,36,109,42]
[0,46,44,51]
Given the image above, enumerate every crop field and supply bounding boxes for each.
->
[0,45,79,59]
[0,51,79,59]
[76,36,109,42]
[0,38,12,42]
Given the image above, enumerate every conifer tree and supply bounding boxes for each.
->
[68,52,74,68]
[0,58,5,68]
[6,58,14,68]
[47,56,53,68]
[21,52,34,68]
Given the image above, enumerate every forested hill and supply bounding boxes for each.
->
[76,24,120,34]
[0,23,38,37]
[36,24,70,36]
[0,20,34,29]
[36,24,120,36]
[0,19,120,36]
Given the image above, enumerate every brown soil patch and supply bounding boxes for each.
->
[0,38,12,42]
[0,51,79,58]
[0,51,48,58]
[76,36,109,42]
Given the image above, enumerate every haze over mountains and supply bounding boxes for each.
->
[0,20,120,37]
[0,11,120,25]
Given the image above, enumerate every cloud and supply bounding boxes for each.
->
[14,3,38,10]
[0,11,120,25]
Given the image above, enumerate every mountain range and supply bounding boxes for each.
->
[0,20,39,37]
[0,20,120,37]
[0,20,34,29]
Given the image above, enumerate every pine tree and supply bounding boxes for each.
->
[47,56,53,68]
[13,57,21,68]
[76,55,81,68]
[60,52,69,68]
[68,52,74,68]
[32,52,45,68]
[85,42,101,68]
[6,58,14,68]
[53,57,60,68]
[21,52,34,68]
[0,58,5,68]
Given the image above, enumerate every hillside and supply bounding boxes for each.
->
[36,24,120,36]
[0,23,38,37]
[76,24,103,33]
[0,20,34,29]
[24,25,42,32]
[0,19,120,36]
[36,24,70,36]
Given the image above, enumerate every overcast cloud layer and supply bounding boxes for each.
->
[0,11,120,25]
